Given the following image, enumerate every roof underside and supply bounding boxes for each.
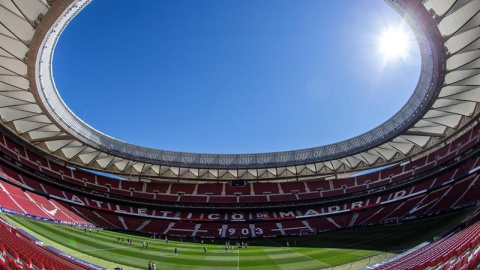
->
[0,0,479,180]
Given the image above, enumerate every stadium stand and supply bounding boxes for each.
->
[0,75,479,263]
[377,213,480,269]
[0,217,92,270]
[0,180,90,225]
[1,159,478,238]
[0,117,479,240]
[1,129,477,207]
[0,0,479,268]
[0,103,479,268]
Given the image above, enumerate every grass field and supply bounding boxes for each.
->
[1,209,474,270]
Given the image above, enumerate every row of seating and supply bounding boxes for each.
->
[0,176,477,269]
[0,177,90,225]
[67,206,327,238]
[14,145,479,212]
[0,121,478,202]
[0,125,478,267]
[1,136,478,210]
[0,254,25,270]
[1,127,479,232]
[0,130,478,241]
[0,217,91,270]
[378,216,480,270]
[19,163,474,239]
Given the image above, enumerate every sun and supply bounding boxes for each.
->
[378,26,413,61]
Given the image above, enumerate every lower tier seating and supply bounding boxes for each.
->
[1,152,479,238]
[0,217,92,270]
[10,165,472,239]
[377,215,480,270]
[0,180,90,225]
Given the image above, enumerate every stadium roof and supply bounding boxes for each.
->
[0,0,479,180]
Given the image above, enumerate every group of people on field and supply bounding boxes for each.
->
[111,234,259,269]
[147,261,156,270]
[224,240,248,251]
[117,237,133,245]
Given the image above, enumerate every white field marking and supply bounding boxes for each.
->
[78,245,139,252]
[78,243,199,257]
[237,248,240,270]
[265,239,330,267]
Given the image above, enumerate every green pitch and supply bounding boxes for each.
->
[1,209,473,270]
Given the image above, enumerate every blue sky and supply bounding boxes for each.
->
[53,0,420,154]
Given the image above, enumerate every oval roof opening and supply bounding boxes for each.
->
[53,0,420,154]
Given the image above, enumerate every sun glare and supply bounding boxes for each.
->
[378,26,412,61]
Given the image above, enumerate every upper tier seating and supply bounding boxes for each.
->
[0,122,479,207]
[0,122,479,214]
[196,183,223,195]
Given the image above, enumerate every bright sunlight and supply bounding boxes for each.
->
[378,25,413,61]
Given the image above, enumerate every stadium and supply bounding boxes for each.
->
[0,0,480,269]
